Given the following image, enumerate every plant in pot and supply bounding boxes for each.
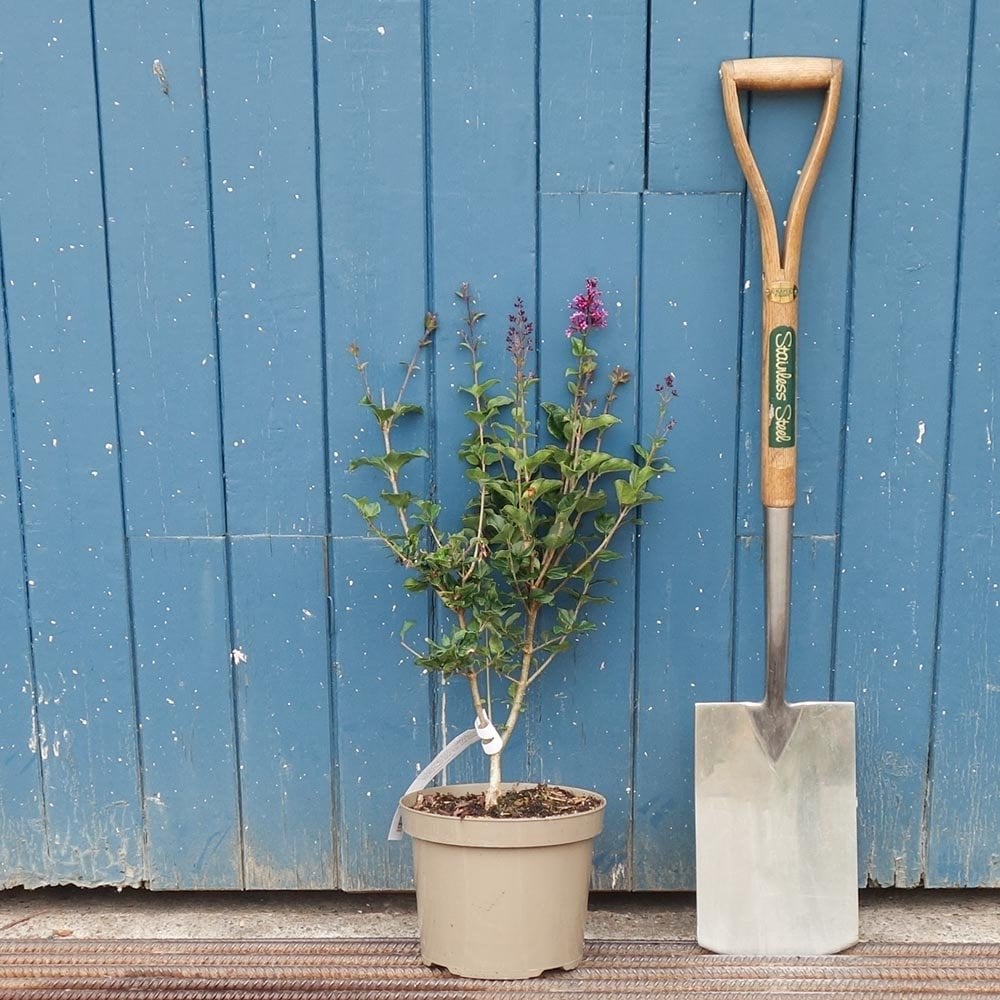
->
[346,278,677,979]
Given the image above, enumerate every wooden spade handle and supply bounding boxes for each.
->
[723,56,840,92]
[720,57,843,508]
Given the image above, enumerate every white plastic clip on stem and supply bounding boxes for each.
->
[475,716,504,756]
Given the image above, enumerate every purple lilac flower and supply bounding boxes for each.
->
[506,297,534,360]
[565,277,609,337]
[655,372,679,397]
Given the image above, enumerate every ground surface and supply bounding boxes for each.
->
[1,888,998,942]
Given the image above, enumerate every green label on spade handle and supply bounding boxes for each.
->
[768,325,796,449]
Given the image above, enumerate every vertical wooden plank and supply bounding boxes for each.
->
[926,3,1000,888]
[317,0,431,891]
[331,538,432,890]
[428,0,538,778]
[646,0,750,193]
[835,0,973,887]
[131,537,240,888]
[202,0,325,535]
[0,2,143,884]
[428,0,537,290]
[93,0,224,538]
[532,14,650,885]
[733,2,861,539]
[532,193,641,889]
[538,2,647,194]
[230,536,334,889]
[0,278,46,885]
[632,192,743,889]
[319,0,428,533]
[428,0,538,371]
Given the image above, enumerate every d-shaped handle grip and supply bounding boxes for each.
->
[721,56,841,92]
[720,56,843,508]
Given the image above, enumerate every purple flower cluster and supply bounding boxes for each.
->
[656,372,679,396]
[565,277,609,337]
[655,373,679,433]
[506,297,534,361]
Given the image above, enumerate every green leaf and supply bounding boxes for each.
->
[542,517,574,550]
[614,479,640,508]
[556,492,582,516]
[414,501,442,525]
[396,402,424,418]
[595,456,636,475]
[557,608,576,632]
[486,513,514,539]
[502,504,531,531]
[383,448,429,473]
[361,398,423,423]
[542,402,571,442]
[524,478,562,500]
[364,404,397,424]
[528,446,568,472]
[574,492,608,514]
[581,413,620,435]
[485,394,514,411]
[347,454,387,474]
[630,466,657,490]
[401,620,417,640]
[461,378,500,400]
[510,537,534,557]
[403,577,428,593]
[486,481,517,504]
[380,490,413,510]
[345,494,382,520]
[595,513,617,535]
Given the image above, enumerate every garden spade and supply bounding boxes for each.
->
[695,57,857,955]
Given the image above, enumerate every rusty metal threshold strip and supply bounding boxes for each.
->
[2,939,1000,998]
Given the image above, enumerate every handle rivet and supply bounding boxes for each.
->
[767,281,798,304]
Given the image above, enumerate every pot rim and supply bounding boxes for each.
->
[399,782,606,848]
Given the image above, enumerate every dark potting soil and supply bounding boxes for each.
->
[410,783,601,819]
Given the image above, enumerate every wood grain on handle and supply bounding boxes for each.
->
[720,56,842,508]
[721,56,840,92]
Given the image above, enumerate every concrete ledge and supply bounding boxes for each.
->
[1,888,999,943]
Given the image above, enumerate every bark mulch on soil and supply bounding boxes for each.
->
[410,783,601,819]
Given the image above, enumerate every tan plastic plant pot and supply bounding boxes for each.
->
[399,782,605,980]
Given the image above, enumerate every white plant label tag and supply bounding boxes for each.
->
[386,716,506,840]
[387,728,479,841]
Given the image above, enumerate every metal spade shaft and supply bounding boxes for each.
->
[754,506,797,761]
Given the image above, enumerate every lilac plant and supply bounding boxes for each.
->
[347,278,677,810]
[565,276,609,336]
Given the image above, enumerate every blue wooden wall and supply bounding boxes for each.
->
[0,0,996,890]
